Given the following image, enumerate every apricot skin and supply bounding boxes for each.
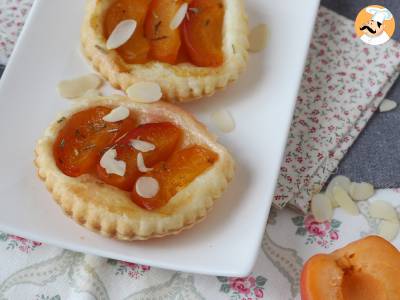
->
[301,236,400,300]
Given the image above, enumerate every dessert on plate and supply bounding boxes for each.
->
[81,0,249,102]
[35,96,234,240]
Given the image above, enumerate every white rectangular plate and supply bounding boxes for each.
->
[0,0,319,276]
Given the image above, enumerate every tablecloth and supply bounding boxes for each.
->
[1,2,400,300]
[0,189,399,300]
[322,0,400,189]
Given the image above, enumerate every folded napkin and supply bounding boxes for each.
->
[273,7,400,213]
[0,0,32,65]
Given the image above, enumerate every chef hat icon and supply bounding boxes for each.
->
[366,6,393,24]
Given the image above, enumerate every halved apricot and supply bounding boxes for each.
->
[301,236,400,300]
[144,0,184,64]
[132,145,218,210]
[53,107,136,177]
[182,0,224,67]
[96,122,182,191]
[104,0,151,64]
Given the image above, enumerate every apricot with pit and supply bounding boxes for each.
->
[301,235,400,300]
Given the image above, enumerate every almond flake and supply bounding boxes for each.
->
[102,106,130,122]
[58,74,102,99]
[211,109,235,133]
[326,192,340,208]
[379,99,397,112]
[332,186,359,216]
[106,19,137,50]
[311,193,333,222]
[135,176,159,198]
[189,7,199,14]
[126,82,162,103]
[170,3,188,30]
[100,149,126,176]
[326,176,351,208]
[83,88,102,98]
[349,182,374,201]
[130,139,156,152]
[369,200,399,222]
[249,24,268,53]
[326,175,351,193]
[137,152,153,173]
[378,220,400,241]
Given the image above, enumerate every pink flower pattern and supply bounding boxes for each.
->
[230,277,256,295]
[0,233,42,253]
[107,259,151,279]
[218,275,267,299]
[292,214,341,249]
[274,8,400,212]
[305,216,330,238]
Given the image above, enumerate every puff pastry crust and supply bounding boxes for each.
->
[81,0,249,102]
[35,96,235,240]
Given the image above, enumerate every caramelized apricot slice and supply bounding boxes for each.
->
[145,0,184,64]
[182,0,224,67]
[176,39,190,63]
[104,0,151,64]
[97,122,182,191]
[132,145,218,210]
[53,107,136,177]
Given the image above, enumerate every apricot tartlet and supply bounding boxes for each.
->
[35,96,234,240]
[81,0,249,102]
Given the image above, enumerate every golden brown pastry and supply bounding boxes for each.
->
[35,96,235,240]
[81,0,249,102]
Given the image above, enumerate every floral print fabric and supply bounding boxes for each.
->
[273,8,400,212]
[0,189,399,299]
[0,0,32,64]
[217,275,267,300]
[292,215,341,248]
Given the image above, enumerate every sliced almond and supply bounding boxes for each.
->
[249,24,268,52]
[102,106,130,122]
[326,191,340,208]
[330,194,340,208]
[349,182,374,201]
[369,200,399,221]
[170,3,188,30]
[311,193,333,222]
[130,139,156,152]
[326,175,351,193]
[211,109,235,133]
[106,19,137,50]
[378,220,400,241]
[135,176,159,198]
[100,149,126,176]
[326,176,349,208]
[137,152,153,173]
[333,186,359,215]
[379,99,397,112]
[83,88,102,98]
[126,82,162,103]
[58,74,102,99]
